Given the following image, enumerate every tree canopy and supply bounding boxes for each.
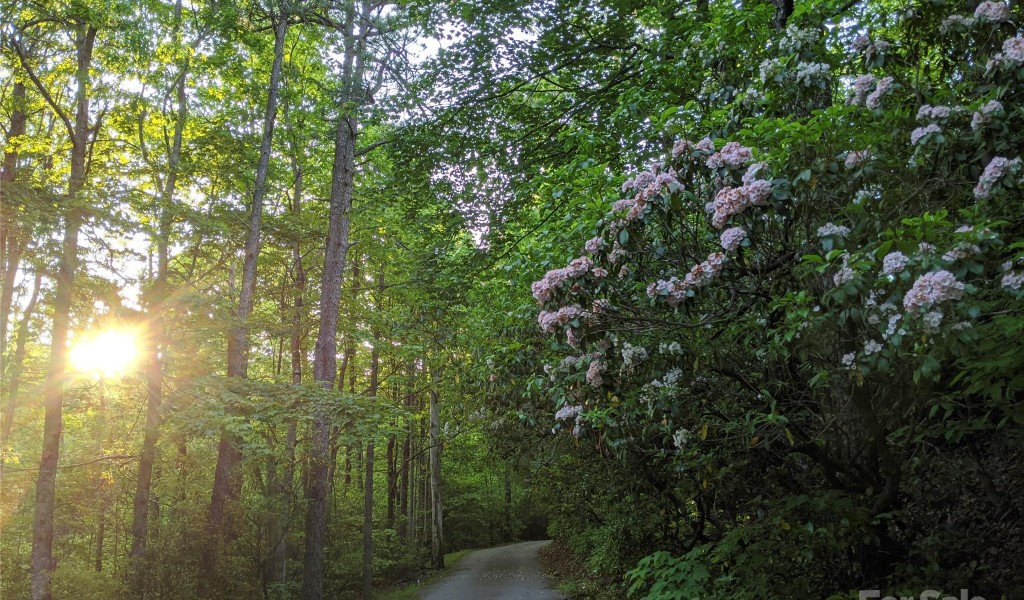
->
[1,0,1023,599]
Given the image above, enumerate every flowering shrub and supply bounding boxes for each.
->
[525,1,1024,597]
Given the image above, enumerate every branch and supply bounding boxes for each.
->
[4,454,138,471]
[354,138,393,157]
[9,38,75,140]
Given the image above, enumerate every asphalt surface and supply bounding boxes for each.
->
[420,540,564,600]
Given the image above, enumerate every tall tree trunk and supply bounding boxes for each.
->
[0,79,28,361]
[429,389,444,569]
[131,0,188,568]
[0,270,41,454]
[0,233,23,360]
[27,21,97,600]
[504,470,513,542]
[95,380,108,573]
[302,0,392,592]
[332,259,360,497]
[267,113,306,586]
[300,27,358,600]
[203,13,288,591]
[398,430,410,541]
[386,433,396,528]
[363,279,382,600]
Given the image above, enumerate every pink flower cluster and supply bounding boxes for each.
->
[911,124,942,146]
[537,305,583,333]
[710,180,772,229]
[646,253,726,306]
[532,257,594,303]
[973,156,1021,199]
[817,222,851,237]
[845,150,871,169]
[608,242,627,264]
[882,251,909,275]
[706,142,754,170]
[852,35,890,55]
[942,243,981,263]
[851,34,871,52]
[991,36,1024,69]
[974,1,1011,22]
[586,357,606,387]
[850,75,876,105]
[917,105,951,121]
[971,100,1003,131]
[696,137,715,153]
[866,76,894,109]
[720,227,747,252]
[584,236,604,254]
[616,166,681,222]
[849,75,895,108]
[903,270,965,312]
[672,139,695,158]
[743,163,767,184]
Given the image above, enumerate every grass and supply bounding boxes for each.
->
[375,549,472,600]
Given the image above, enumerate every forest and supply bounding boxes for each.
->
[1,0,1022,598]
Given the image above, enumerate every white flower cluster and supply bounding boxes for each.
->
[659,341,683,354]
[779,26,819,54]
[672,428,692,449]
[817,222,851,237]
[1003,272,1024,290]
[621,342,648,368]
[942,15,975,31]
[555,404,583,421]
[834,253,855,286]
[795,61,830,86]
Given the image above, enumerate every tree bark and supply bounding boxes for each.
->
[0,270,41,454]
[398,429,410,540]
[203,12,288,591]
[386,433,396,528]
[27,20,97,600]
[429,389,444,569]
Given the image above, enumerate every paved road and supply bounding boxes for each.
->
[420,540,564,600]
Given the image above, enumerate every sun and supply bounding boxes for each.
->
[68,328,142,378]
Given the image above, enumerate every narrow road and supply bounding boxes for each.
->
[420,540,564,600]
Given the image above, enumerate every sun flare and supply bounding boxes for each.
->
[68,328,142,378]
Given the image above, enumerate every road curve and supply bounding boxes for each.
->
[420,540,564,600]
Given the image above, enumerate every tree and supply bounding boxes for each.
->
[201,4,289,591]
[8,5,101,597]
